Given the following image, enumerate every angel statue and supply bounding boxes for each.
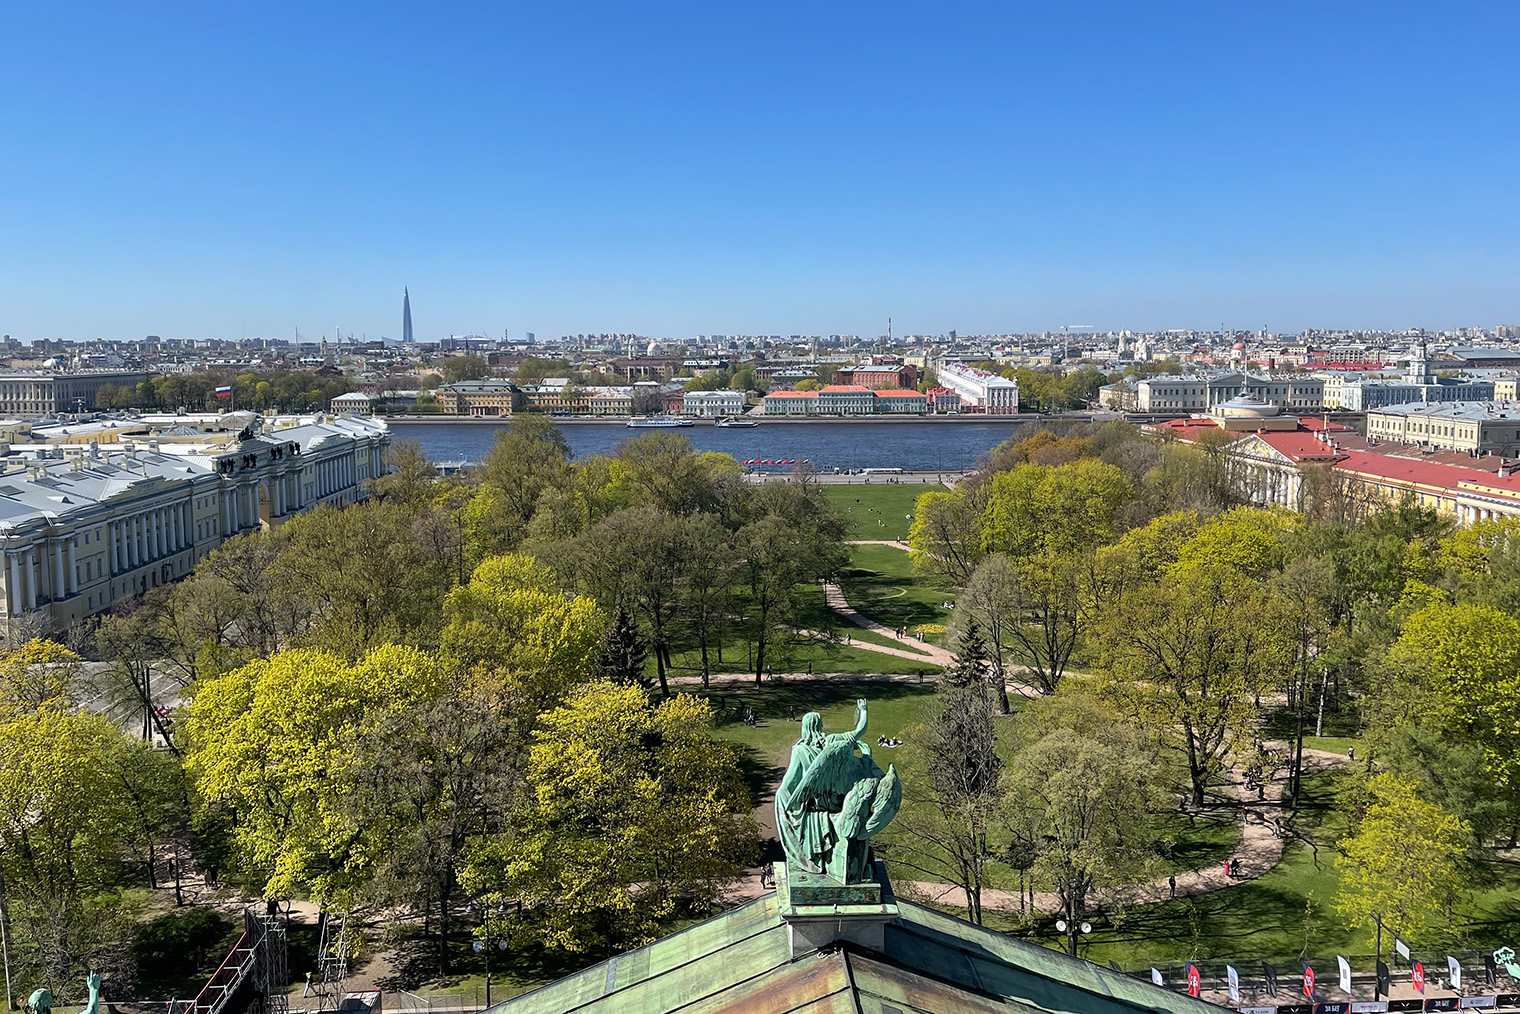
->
[28,972,101,1014]
[775,699,901,884]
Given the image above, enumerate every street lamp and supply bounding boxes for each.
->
[468,903,510,1007]
[1055,918,1093,956]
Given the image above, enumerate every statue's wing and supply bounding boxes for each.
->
[864,763,902,836]
[795,737,861,800]
[833,777,878,840]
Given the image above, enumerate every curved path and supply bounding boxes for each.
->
[821,579,956,665]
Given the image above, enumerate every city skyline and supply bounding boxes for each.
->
[2,1,1517,341]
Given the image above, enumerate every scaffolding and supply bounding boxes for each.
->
[187,908,288,1014]
[315,910,351,1011]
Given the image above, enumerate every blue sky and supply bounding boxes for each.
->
[2,1,1518,342]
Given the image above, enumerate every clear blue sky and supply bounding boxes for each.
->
[3,1,1518,342]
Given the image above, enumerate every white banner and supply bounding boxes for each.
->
[1152,967,1164,987]
[1450,956,1463,990]
[1459,997,1496,1009]
[1396,939,1411,961]
[1241,1007,1277,1014]
[1351,1003,1388,1013]
[1340,956,1353,994]
[1229,965,1240,1003]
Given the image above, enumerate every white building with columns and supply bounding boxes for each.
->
[0,414,389,635]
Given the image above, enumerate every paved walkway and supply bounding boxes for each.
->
[821,579,956,665]
[845,539,911,547]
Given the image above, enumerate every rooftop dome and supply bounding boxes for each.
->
[1212,394,1281,419]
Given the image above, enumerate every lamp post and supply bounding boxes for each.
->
[467,904,509,1007]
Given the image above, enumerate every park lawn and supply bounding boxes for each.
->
[978,768,1359,966]
[663,635,941,679]
[1151,810,1244,877]
[699,678,944,800]
[792,581,943,660]
[840,544,957,645]
[824,482,944,543]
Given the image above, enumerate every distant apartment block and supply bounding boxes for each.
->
[760,385,930,416]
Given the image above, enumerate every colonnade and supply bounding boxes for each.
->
[3,448,372,617]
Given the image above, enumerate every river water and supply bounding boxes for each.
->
[389,419,1044,472]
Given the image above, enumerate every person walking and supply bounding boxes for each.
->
[1169,875,1177,898]
[303,972,313,998]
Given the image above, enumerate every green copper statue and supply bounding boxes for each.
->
[775,699,901,884]
[28,973,101,1014]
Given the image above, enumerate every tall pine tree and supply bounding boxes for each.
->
[595,606,652,692]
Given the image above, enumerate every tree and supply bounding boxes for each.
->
[1001,691,1168,955]
[980,459,1134,560]
[440,553,605,711]
[1335,773,1469,945]
[908,487,986,585]
[462,683,755,953]
[440,355,490,384]
[889,626,1000,923]
[185,644,444,905]
[1098,564,1286,805]
[595,606,650,690]
[370,439,439,506]
[477,415,573,533]
[1268,556,1340,807]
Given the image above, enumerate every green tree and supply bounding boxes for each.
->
[981,459,1134,559]
[462,683,755,953]
[1001,690,1168,955]
[595,606,650,690]
[1335,773,1470,945]
[477,415,573,534]
[440,553,605,711]
[440,355,491,383]
[185,643,444,905]
[908,486,987,585]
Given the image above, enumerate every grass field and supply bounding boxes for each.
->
[840,543,958,645]
[824,482,944,542]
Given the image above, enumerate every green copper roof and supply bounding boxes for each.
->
[488,893,1224,1014]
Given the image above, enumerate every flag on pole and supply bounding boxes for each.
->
[1228,965,1240,1003]
[1187,964,1202,998]
[1263,963,1280,998]
[1413,960,1426,994]
[1152,968,1165,987]
[1303,962,1317,1001]
[1339,955,1353,994]
[215,386,233,397]
[1449,956,1462,990]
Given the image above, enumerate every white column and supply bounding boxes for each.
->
[66,536,76,594]
[126,518,136,567]
[7,552,18,615]
[110,523,119,574]
[52,540,64,600]
[23,547,36,612]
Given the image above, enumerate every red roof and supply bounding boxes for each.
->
[765,390,818,398]
[1254,431,1346,461]
[821,384,872,393]
[1335,450,1520,502]
[875,389,926,397]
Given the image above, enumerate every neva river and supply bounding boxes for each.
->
[390,419,1044,472]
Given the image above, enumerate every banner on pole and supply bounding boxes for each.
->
[1378,962,1391,996]
[1188,963,1202,998]
[1450,956,1463,991]
[1340,956,1353,995]
[1229,965,1241,1004]
[1152,967,1164,987]
[1413,961,1426,994]
[1264,963,1280,998]
[1304,963,1317,1001]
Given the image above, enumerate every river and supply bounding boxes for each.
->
[388,419,1048,472]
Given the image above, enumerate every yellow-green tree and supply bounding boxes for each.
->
[980,459,1133,559]
[185,643,443,904]
[440,553,605,709]
[463,682,755,953]
[1336,773,1469,944]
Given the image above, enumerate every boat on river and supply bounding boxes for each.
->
[714,417,759,428]
[626,416,694,428]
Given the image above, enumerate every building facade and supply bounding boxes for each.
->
[682,390,746,417]
[0,415,389,634]
[0,371,149,417]
[1365,401,1520,455]
[935,362,1019,414]
[435,380,524,416]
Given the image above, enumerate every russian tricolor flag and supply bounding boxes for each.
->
[215,386,233,397]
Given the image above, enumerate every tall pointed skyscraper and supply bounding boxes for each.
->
[402,288,414,344]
